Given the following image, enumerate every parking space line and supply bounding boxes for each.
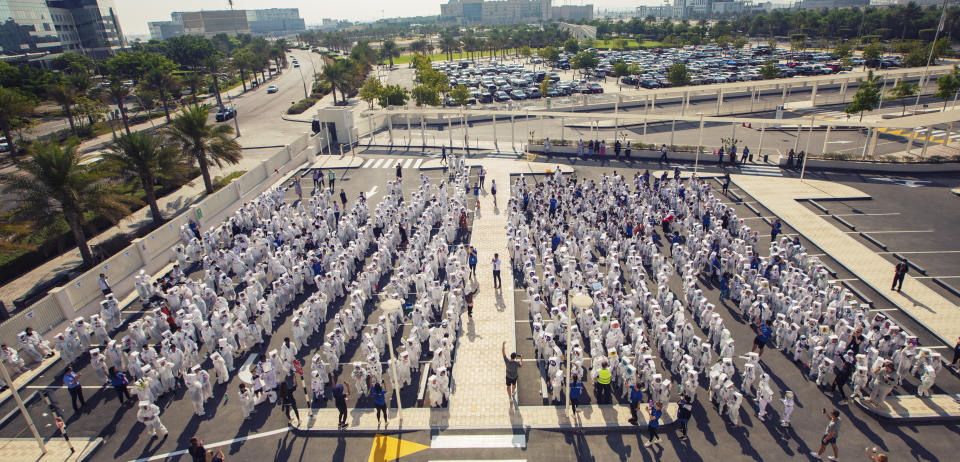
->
[913,275,960,279]
[818,212,901,217]
[845,230,934,234]
[871,308,900,312]
[879,250,960,254]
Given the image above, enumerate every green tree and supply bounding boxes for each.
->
[359,77,383,109]
[539,78,551,97]
[716,34,732,49]
[612,61,630,77]
[541,46,560,65]
[760,60,780,79]
[668,62,691,87]
[934,65,960,109]
[733,36,749,49]
[845,70,881,120]
[627,63,641,75]
[450,84,471,106]
[164,35,217,70]
[863,42,885,62]
[411,84,440,107]
[613,38,628,50]
[563,38,580,54]
[0,140,132,268]
[102,132,189,225]
[103,77,133,135]
[0,87,35,157]
[379,84,409,107]
[570,51,598,74]
[142,69,181,123]
[166,105,242,195]
[440,35,460,61]
[47,82,79,137]
[520,45,533,59]
[887,79,918,115]
[381,40,400,67]
[833,42,852,60]
[321,57,355,105]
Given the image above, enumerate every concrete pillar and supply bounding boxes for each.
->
[805,117,815,155]
[716,88,723,115]
[793,124,802,152]
[905,128,915,155]
[682,91,689,116]
[877,77,887,110]
[448,114,453,148]
[810,82,819,106]
[758,125,766,160]
[492,114,497,150]
[511,115,516,152]
[946,122,954,146]
[781,85,788,106]
[868,127,880,159]
[750,88,756,112]
[51,286,75,321]
[388,116,394,145]
[921,129,933,158]
[561,116,565,143]
[369,116,375,145]
[670,119,676,147]
[861,127,872,159]
[840,79,849,104]
[420,116,426,150]
[822,124,832,154]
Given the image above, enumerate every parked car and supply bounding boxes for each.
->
[495,91,510,102]
[509,90,527,100]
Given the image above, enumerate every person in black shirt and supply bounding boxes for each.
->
[188,437,207,462]
[279,381,300,425]
[332,376,351,429]
[892,259,908,291]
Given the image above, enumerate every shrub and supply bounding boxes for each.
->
[287,97,319,115]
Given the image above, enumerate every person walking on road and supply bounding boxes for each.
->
[441,145,447,165]
[645,401,663,447]
[373,381,388,426]
[188,437,207,462]
[98,274,111,296]
[627,379,643,425]
[751,320,773,356]
[107,366,132,404]
[468,246,478,278]
[492,253,502,289]
[722,173,731,195]
[479,167,486,189]
[64,366,85,412]
[331,375,350,429]
[327,170,336,190]
[868,361,896,406]
[570,375,584,413]
[312,169,322,189]
[677,395,693,440]
[340,189,348,207]
[659,144,669,162]
[279,381,300,425]
[503,342,521,406]
[491,179,498,207]
[892,259,908,292]
[396,162,402,180]
[810,408,841,460]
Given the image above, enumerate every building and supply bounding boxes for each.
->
[149,8,305,40]
[551,4,593,21]
[0,0,124,63]
[441,0,551,26]
[246,8,305,36]
[797,0,868,8]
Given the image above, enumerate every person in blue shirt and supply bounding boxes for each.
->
[569,375,585,413]
[719,273,730,300]
[702,212,710,229]
[373,381,388,425]
[468,246,478,278]
[63,366,86,412]
[752,320,774,356]
[771,218,782,242]
[627,381,643,425]
[551,233,562,252]
[750,254,761,270]
[107,366,132,404]
[711,256,721,282]
[549,196,557,217]
[645,401,663,447]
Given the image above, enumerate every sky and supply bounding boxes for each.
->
[116,0,649,36]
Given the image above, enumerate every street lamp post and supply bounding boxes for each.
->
[296,65,309,99]
[0,361,45,454]
[695,113,704,174]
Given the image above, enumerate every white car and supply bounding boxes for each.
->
[267,85,278,93]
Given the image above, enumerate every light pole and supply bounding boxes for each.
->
[0,361,45,454]
[296,65,309,99]
[695,113,704,174]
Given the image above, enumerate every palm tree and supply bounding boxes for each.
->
[0,140,131,268]
[142,69,181,123]
[0,87,35,157]
[321,57,354,105]
[440,35,460,61]
[233,48,255,92]
[381,40,400,67]
[182,72,203,104]
[104,77,133,135]
[166,105,242,195]
[409,39,428,55]
[102,132,189,226]
[47,82,79,137]
[205,54,224,109]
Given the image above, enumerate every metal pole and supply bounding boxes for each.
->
[860,127,872,159]
[905,128,915,156]
[511,115,516,152]
[448,114,453,148]
[793,124,802,152]
[800,143,810,181]
[383,311,403,421]
[920,129,933,158]
[695,113,704,175]
[822,124,832,154]
[804,116,815,154]
[297,66,308,99]
[40,392,73,453]
[561,116,565,144]
[421,116,426,151]
[0,362,45,454]
[670,119,676,147]
[493,114,498,150]
[914,0,949,109]
[758,124,766,160]
[233,109,241,137]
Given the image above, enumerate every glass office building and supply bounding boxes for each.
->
[0,0,63,57]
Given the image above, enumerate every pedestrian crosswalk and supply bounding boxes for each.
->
[359,158,424,169]
[796,108,851,121]
[739,163,783,177]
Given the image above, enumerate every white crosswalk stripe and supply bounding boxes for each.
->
[357,158,429,169]
[739,164,783,177]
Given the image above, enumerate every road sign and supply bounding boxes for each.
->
[293,359,303,376]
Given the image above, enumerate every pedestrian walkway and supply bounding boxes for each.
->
[291,404,677,432]
[0,437,102,462]
[358,158,426,169]
[855,395,960,421]
[732,175,960,344]
[737,163,783,177]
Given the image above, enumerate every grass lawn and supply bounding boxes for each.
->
[593,39,669,49]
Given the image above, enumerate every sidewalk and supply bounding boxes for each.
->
[855,395,960,421]
[0,437,102,462]
[732,175,960,345]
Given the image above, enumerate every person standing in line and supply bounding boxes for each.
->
[107,366,132,404]
[770,218,782,242]
[396,161,402,180]
[98,274,111,296]
[491,179,498,207]
[892,259,908,292]
[294,178,303,201]
[468,246,478,279]
[570,375,584,413]
[441,145,447,165]
[64,366,85,412]
[627,379,643,425]
[614,139,621,156]
[312,169,321,189]
[644,401,663,447]
[595,361,612,404]
[479,167,486,189]
[372,382,388,426]
[625,140,632,159]
[278,381,300,425]
[826,351,855,405]
[326,169,336,190]
[340,189,348,207]
[810,408,841,460]
[868,361,896,406]
[577,139,584,157]
[331,375,350,429]
[722,173,731,195]
[741,146,750,164]
[492,253,502,289]
[677,395,693,440]
[465,281,478,317]
[502,342,521,406]
[659,144,668,162]
[188,437,207,462]
[544,138,551,155]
